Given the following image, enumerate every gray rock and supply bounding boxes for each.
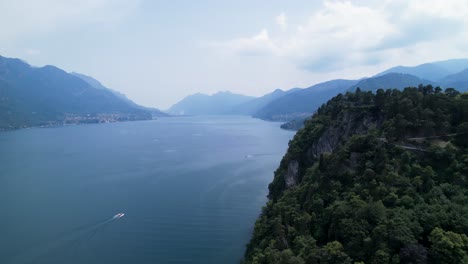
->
[284,110,383,188]
[285,160,299,188]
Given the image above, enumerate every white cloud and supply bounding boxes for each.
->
[214,0,468,73]
[285,1,396,71]
[0,0,140,41]
[402,0,468,19]
[208,29,279,56]
[276,13,287,30]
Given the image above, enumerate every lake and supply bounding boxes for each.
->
[0,116,294,264]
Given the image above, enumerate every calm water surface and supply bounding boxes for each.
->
[0,116,294,264]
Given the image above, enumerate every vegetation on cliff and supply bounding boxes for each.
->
[244,86,468,263]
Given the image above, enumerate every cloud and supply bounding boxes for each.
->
[374,0,468,50]
[213,0,468,72]
[0,0,140,41]
[208,29,279,56]
[286,1,396,71]
[276,13,287,30]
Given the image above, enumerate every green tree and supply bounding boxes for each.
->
[456,122,468,147]
[429,227,468,263]
[318,241,353,264]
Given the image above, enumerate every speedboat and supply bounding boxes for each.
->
[113,212,125,218]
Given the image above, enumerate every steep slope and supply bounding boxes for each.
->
[375,58,468,82]
[253,79,358,121]
[0,55,151,130]
[350,73,437,92]
[72,72,168,117]
[245,87,468,263]
[440,68,468,91]
[228,88,300,116]
[167,91,255,115]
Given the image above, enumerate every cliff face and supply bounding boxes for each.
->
[284,160,299,188]
[245,87,468,264]
[272,104,384,199]
[306,110,383,162]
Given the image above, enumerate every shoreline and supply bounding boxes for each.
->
[0,117,156,133]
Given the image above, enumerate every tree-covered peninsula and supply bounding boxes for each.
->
[244,86,468,264]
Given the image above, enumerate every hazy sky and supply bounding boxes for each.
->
[1,0,468,109]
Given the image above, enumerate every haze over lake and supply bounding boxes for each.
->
[0,116,294,264]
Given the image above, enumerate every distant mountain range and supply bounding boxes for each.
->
[440,68,468,89]
[375,58,468,82]
[0,55,166,130]
[348,73,436,92]
[167,91,255,115]
[257,72,445,122]
[227,88,300,116]
[3,54,468,131]
[71,72,168,118]
[253,79,358,121]
[168,58,468,130]
[370,58,468,92]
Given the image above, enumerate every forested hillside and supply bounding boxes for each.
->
[244,86,468,263]
[0,55,152,130]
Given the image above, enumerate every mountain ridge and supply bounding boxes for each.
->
[0,55,156,130]
[166,58,468,123]
[252,79,358,121]
[440,68,468,91]
[71,72,168,118]
[349,73,437,92]
[167,91,255,115]
[375,58,468,82]
[227,88,301,116]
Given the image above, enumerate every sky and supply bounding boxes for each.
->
[1,0,468,109]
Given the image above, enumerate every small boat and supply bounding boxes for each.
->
[113,212,125,218]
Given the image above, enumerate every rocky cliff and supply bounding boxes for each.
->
[269,93,386,200]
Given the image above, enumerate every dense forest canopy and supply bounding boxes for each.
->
[244,86,468,264]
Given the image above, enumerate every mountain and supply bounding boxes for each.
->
[279,73,439,131]
[440,68,468,91]
[432,58,468,74]
[71,72,168,117]
[228,88,300,115]
[167,91,255,115]
[350,73,436,92]
[375,64,450,82]
[375,58,468,82]
[0,55,152,130]
[71,72,109,90]
[256,60,468,123]
[245,86,468,263]
[253,79,358,121]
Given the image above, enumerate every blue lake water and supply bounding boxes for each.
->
[0,116,294,264]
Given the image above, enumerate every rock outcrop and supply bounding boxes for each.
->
[280,109,384,191]
[284,160,299,188]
